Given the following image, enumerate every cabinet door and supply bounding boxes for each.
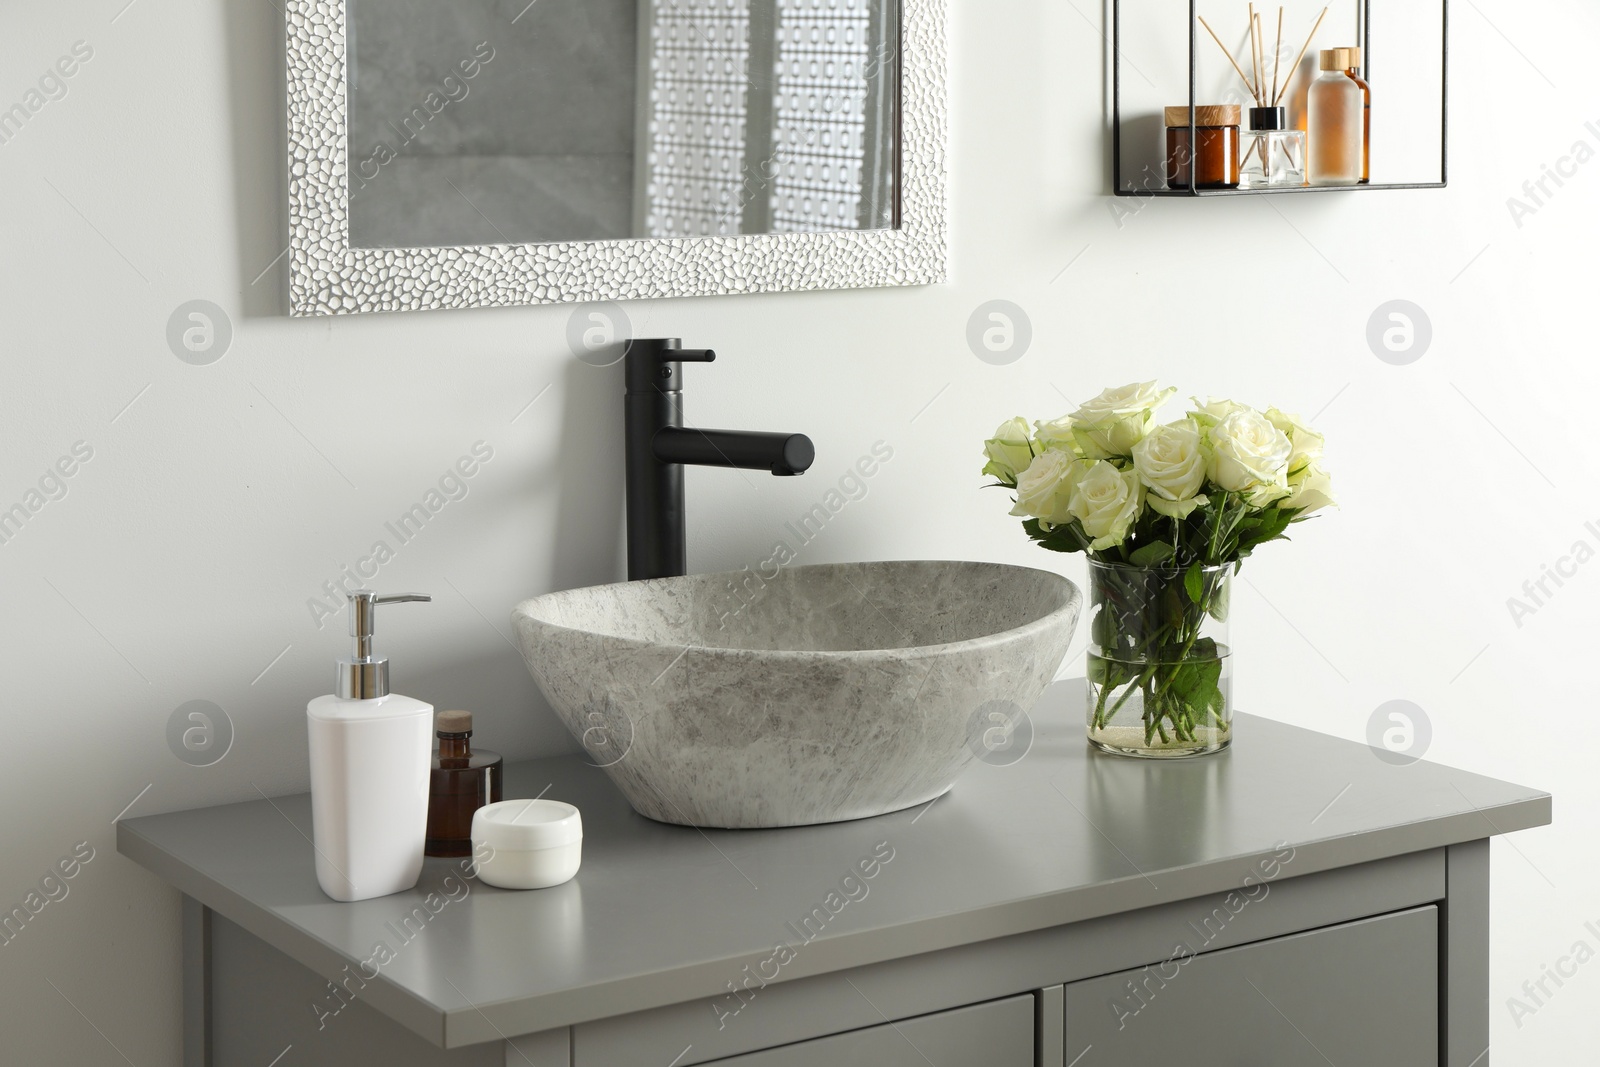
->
[700,994,1034,1067]
[1063,906,1438,1066]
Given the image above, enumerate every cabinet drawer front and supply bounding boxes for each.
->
[1064,906,1438,1066]
[702,994,1034,1067]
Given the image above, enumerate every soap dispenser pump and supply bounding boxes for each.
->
[308,590,433,902]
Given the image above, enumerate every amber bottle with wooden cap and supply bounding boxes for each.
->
[1164,105,1242,190]
[425,710,504,858]
[1338,47,1372,183]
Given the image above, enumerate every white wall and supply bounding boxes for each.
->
[1,0,1594,1061]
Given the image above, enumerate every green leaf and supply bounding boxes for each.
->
[1163,655,1223,727]
[1087,653,1136,690]
[1128,541,1175,567]
[1022,518,1089,554]
[1231,507,1291,556]
[1184,561,1204,604]
[1207,581,1231,623]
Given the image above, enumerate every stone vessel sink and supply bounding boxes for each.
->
[511,560,1081,828]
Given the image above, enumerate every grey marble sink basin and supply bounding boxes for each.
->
[511,561,1080,828]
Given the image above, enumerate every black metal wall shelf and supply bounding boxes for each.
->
[1112,0,1449,196]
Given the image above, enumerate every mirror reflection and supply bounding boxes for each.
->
[346,0,901,248]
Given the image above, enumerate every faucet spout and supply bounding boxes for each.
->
[624,338,815,581]
[653,428,815,477]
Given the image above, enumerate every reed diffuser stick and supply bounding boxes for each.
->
[1198,16,1259,101]
[1275,6,1329,106]
[1252,11,1265,106]
[1248,3,1260,103]
[1271,7,1285,105]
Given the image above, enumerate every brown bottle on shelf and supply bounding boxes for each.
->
[425,710,503,858]
[1340,47,1372,183]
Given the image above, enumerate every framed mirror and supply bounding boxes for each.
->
[284,0,947,315]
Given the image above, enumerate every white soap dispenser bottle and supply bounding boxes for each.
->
[308,590,433,902]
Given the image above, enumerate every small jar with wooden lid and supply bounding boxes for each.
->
[1164,105,1242,190]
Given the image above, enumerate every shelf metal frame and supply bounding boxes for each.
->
[1112,0,1449,195]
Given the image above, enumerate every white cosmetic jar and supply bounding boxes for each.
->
[471,799,583,890]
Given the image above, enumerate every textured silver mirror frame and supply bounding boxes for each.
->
[283,0,948,316]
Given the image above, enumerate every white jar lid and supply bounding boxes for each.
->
[473,799,583,851]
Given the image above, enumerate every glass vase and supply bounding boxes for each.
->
[1085,559,1232,758]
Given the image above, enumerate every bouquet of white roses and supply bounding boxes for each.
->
[983,383,1334,753]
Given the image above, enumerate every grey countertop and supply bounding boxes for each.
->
[117,683,1550,1048]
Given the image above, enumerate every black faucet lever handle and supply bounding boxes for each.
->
[627,339,716,393]
[670,348,716,363]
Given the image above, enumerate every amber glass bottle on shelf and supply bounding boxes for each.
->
[1337,47,1372,183]
[425,710,503,858]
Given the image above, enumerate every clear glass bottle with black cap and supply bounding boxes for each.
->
[1239,106,1307,189]
[425,710,504,858]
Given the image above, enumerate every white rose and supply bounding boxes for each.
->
[1265,407,1324,475]
[1132,420,1209,519]
[1281,462,1336,515]
[1033,414,1079,454]
[1009,449,1086,526]
[1208,408,1292,505]
[982,418,1035,485]
[1189,396,1245,430]
[1068,461,1144,550]
[1070,382,1177,458]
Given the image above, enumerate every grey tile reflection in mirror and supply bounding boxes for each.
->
[345,0,903,248]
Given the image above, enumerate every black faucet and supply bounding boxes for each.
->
[625,339,815,581]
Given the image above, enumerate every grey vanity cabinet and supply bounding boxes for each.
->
[1062,906,1441,1065]
[116,712,1549,1067]
[695,995,1035,1067]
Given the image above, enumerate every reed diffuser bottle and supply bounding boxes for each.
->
[1197,4,1328,190]
[1240,106,1306,188]
[1308,48,1364,185]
